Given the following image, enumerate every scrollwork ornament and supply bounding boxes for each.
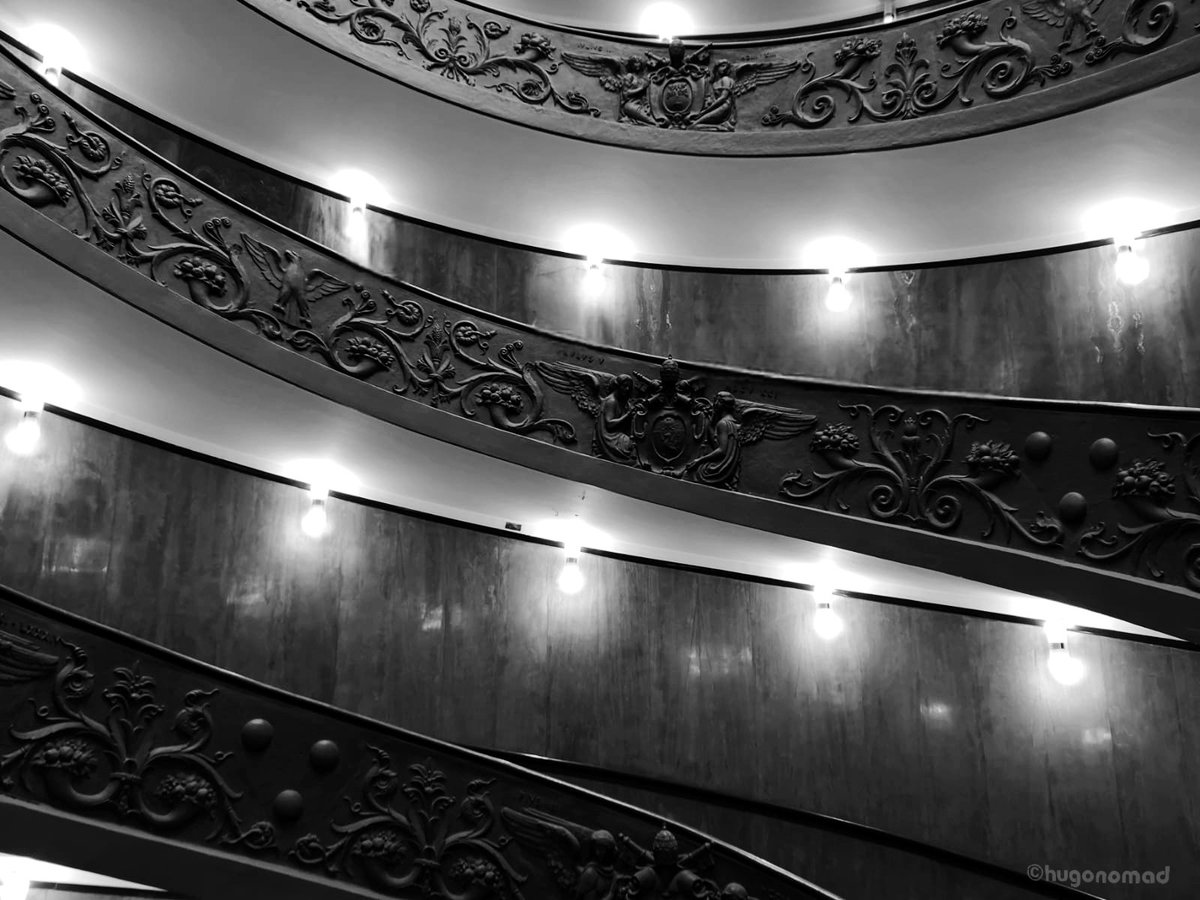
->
[297,0,601,115]
[290,746,526,899]
[0,641,275,850]
[779,405,1064,547]
[1078,432,1200,587]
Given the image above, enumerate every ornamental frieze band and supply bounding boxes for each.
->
[4,45,1200,598]
[0,592,839,900]
[238,0,1200,154]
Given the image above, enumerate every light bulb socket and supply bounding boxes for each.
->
[564,554,580,566]
[1049,641,1067,652]
[817,601,832,611]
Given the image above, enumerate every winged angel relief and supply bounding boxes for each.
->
[562,40,801,131]
[502,807,760,900]
[534,357,815,489]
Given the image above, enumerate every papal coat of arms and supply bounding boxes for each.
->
[536,356,816,489]
[562,40,802,131]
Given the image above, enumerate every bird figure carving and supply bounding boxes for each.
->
[241,233,351,327]
[1020,0,1104,48]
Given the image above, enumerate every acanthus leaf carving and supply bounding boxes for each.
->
[1078,431,1200,587]
[0,637,276,850]
[298,0,602,116]
[762,13,1073,128]
[779,405,1064,547]
[291,746,528,899]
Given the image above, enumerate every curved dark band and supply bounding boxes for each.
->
[4,46,1200,638]
[237,0,1200,156]
[0,582,840,900]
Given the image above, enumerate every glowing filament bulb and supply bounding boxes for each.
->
[558,556,585,594]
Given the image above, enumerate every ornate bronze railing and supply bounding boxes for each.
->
[0,583,841,899]
[238,0,1200,154]
[4,47,1200,636]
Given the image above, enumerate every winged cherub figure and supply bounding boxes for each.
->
[1020,0,1103,48]
[687,391,817,490]
[241,233,351,327]
[534,362,636,463]
[689,58,803,131]
[561,51,659,126]
[501,807,619,900]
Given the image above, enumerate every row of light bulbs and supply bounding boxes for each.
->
[811,588,1086,685]
[0,369,1092,686]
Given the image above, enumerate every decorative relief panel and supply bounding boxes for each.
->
[5,49,1200,598]
[0,592,837,900]
[242,0,1200,154]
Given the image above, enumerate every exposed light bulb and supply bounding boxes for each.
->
[1114,244,1149,286]
[0,857,31,900]
[21,24,87,85]
[330,169,384,217]
[637,2,694,40]
[5,412,41,456]
[882,1,896,23]
[813,601,844,640]
[301,498,328,538]
[1042,620,1070,645]
[825,275,852,312]
[558,557,585,594]
[1047,644,1086,686]
[582,262,606,299]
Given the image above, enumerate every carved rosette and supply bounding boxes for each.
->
[240,0,1200,153]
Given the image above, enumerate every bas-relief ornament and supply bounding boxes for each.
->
[562,41,801,132]
[0,618,276,850]
[256,0,1199,152]
[503,807,758,900]
[291,747,528,898]
[0,599,832,900]
[296,0,601,116]
[9,57,1200,596]
[536,357,816,489]
[779,405,1065,548]
[1079,431,1200,587]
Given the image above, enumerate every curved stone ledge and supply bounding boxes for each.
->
[5,49,1200,632]
[0,584,839,900]
[238,0,1200,155]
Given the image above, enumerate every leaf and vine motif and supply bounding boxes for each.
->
[1083,0,1178,63]
[0,644,275,850]
[762,12,1071,127]
[779,405,1063,547]
[760,37,882,128]
[291,746,527,900]
[228,247,576,443]
[298,0,600,115]
[1078,432,1200,588]
[0,89,249,313]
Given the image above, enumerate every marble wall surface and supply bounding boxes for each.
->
[0,411,1197,899]
[58,79,1200,408]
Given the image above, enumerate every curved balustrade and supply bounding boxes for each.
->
[476,749,1106,900]
[4,48,1200,637]
[237,0,1200,154]
[0,582,840,900]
